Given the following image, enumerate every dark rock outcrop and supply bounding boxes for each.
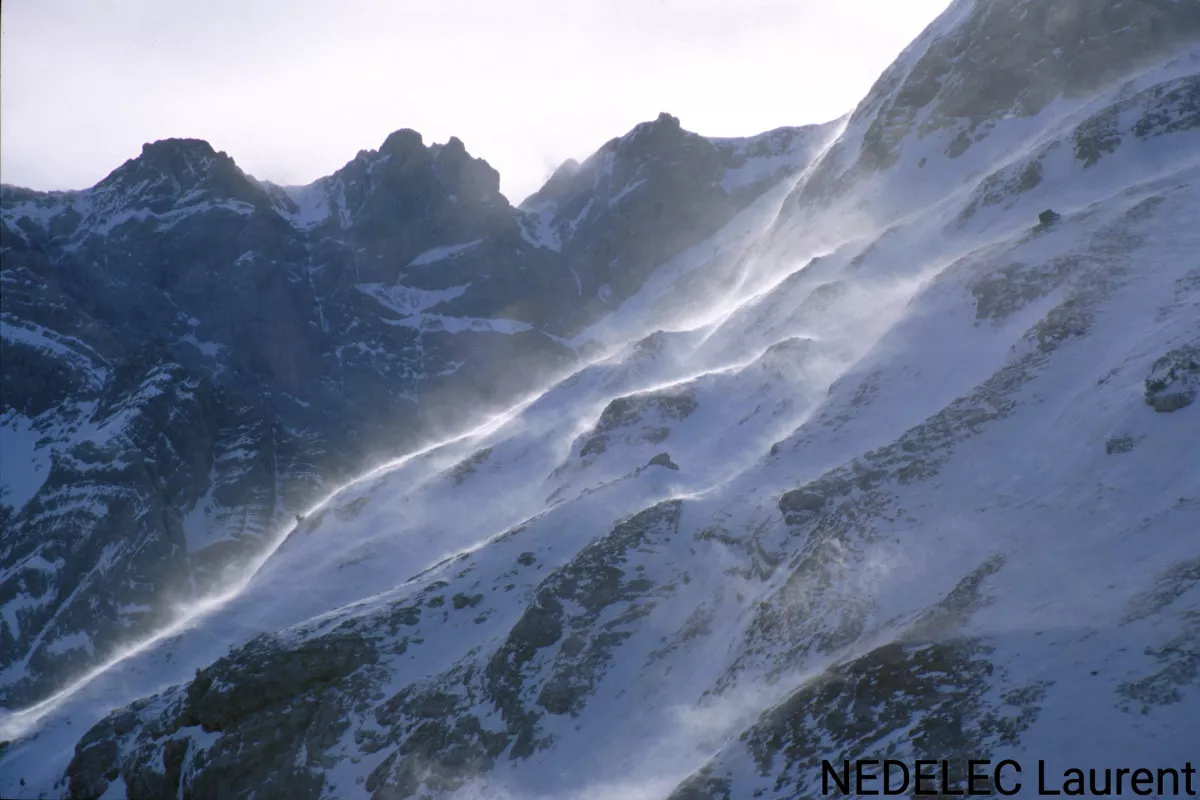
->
[648,452,680,470]
[1038,208,1061,226]
[1106,435,1135,454]
[1144,344,1199,412]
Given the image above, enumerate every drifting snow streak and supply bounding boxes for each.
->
[0,389,547,741]
[8,52,1200,797]
[0,206,1085,743]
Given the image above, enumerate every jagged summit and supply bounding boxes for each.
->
[136,137,221,161]
[618,111,684,144]
[520,112,689,209]
[516,112,834,330]
[527,157,583,206]
[378,127,425,154]
[95,137,261,208]
[339,128,499,189]
[590,111,688,159]
[261,127,508,243]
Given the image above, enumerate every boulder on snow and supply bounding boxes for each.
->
[648,452,680,470]
[1037,208,1061,226]
[1144,345,1199,412]
[779,489,826,520]
[1105,435,1135,455]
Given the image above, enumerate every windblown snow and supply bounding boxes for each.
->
[1,6,1198,799]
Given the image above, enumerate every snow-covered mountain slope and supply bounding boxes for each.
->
[1,0,1198,797]
[1,114,818,712]
[516,113,840,335]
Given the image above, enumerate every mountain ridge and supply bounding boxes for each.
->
[1,107,833,716]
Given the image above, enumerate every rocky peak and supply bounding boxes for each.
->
[431,135,504,204]
[334,130,505,205]
[325,130,508,219]
[378,127,426,158]
[601,112,699,171]
[96,138,263,212]
[336,129,432,187]
[616,111,686,151]
[133,138,223,175]
[507,112,836,336]
[275,130,512,284]
[522,112,720,214]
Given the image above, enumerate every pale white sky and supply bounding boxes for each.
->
[0,0,951,204]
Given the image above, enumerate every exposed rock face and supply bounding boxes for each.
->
[520,114,837,334]
[1,120,824,707]
[61,501,685,799]
[578,390,699,459]
[790,0,1200,210]
[1144,344,1199,412]
[956,73,1200,226]
[522,113,733,320]
[668,559,1053,800]
[648,452,680,470]
[65,627,379,800]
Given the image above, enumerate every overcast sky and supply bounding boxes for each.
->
[1,0,951,204]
